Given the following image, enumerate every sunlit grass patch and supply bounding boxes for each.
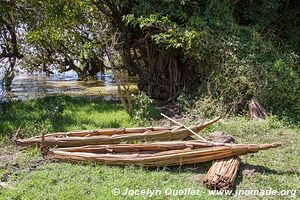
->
[0,95,132,138]
[0,96,299,199]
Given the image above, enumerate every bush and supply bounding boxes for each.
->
[129,0,300,122]
[191,96,227,119]
[260,55,300,122]
[176,93,226,119]
[196,28,300,120]
[132,92,159,124]
[36,95,68,122]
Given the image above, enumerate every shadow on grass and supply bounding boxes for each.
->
[0,95,128,138]
[158,162,212,174]
[240,163,299,175]
[47,157,212,176]
[235,162,299,187]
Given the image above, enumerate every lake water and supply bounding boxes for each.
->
[3,71,137,101]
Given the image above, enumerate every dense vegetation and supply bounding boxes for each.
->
[1,0,299,120]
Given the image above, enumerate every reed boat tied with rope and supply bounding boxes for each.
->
[48,141,281,167]
[16,117,221,147]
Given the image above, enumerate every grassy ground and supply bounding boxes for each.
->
[0,96,299,199]
[0,95,132,140]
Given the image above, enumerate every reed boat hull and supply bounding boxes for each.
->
[48,141,281,167]
[16,117,221,147]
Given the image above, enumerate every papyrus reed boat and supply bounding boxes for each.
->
[48,141,281,167]
[16,117,221,147]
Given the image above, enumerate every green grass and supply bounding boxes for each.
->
[0,96,299,199]
[0,95,132,139]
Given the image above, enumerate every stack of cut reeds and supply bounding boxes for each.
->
[15,117,221,147]
[203,157,241,190]
[203,132,241,190]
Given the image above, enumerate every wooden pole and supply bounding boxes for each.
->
[160,113,209,142]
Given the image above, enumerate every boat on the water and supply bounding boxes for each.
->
[48,141,281,167]
[16,117,221,147]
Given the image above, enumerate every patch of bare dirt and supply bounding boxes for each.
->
[0,144,51,189]
[0,144,23,167]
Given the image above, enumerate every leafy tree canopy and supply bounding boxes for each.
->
[1,0,299,119]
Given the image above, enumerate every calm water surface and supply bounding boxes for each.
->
[6,71,137,100]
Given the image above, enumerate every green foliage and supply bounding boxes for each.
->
[2,0,300,121]
[190,97,227,119]
[19,0,107,79]
[37,96,67,121]
[132,92,159,124]
[176,93,226,119]
[122,0,300,121]
[176,93,195,111]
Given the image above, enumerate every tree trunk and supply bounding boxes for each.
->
[96,2,200,100]
[4,57,16,91]
[61,56,106,81]
[133,42,199,100]
[248,99,268,120]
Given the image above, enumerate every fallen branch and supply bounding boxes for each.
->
[40,132,48,157]
[12,126,21,142]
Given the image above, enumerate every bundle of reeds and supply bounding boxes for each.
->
[203,132,240,190]
[16,117,221,147]
[48,141,280,167]
[203,157,241,190]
